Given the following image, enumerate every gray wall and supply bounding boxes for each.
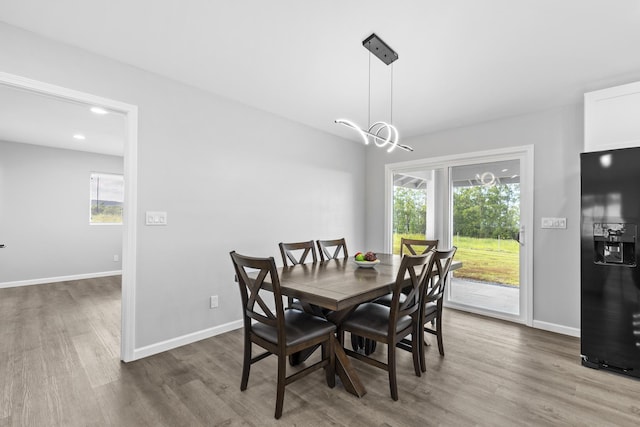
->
[0,23,366,350]
[0,140,123,284]
[365,106,583,331]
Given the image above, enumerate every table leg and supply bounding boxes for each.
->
[333,336,366,397]
[291,305,366,396]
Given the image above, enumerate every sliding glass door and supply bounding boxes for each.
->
[386,147,532,324]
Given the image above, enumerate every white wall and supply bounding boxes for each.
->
[0,23,365,351]
[0,140,123,285]
[365,106,583,331]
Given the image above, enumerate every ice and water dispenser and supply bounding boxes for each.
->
[593,223,637,266]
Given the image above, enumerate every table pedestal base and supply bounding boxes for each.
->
[333,337,366,397]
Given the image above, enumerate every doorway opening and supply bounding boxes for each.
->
[0,71,138,361]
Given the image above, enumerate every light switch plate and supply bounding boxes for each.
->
[541,217,566,229]
[146,211,167,226]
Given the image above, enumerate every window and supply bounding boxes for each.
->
[90,172,124,224]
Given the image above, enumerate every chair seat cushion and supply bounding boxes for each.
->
[373,292,407,307]
[423,302,437,319]
[252,309,336,347]
[341,303,412,337]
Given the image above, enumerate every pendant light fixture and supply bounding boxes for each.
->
[336,33,413,152]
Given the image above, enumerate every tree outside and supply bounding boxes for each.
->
[393,181,520,286]
[453,184,519,240]
[393,186,426,235]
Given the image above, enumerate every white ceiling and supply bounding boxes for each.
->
[0,84,126,156]
[1,0,640,148]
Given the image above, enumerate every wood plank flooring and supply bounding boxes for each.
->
[1,276,639,426]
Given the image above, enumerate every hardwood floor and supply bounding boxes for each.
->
[1,276,639,426]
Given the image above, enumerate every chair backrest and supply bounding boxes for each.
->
[316,238,348,261]
[278,240,317,267]
[424,247,457,305]
[230,251,285,344]
[400,238,438,256]
[388,252,434,332]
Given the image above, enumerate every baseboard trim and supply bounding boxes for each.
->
[132,319,244,361]
[0,270,123,289]
[533,320,580,337]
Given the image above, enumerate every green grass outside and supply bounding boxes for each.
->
[91,213,123,224]
[393,233,519,287]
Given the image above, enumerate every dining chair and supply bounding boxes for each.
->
[316,238,348,261]
[278,240,317,309]
[419,247,457,372]
[278,240,317,267]
[373,239,438,308]
[371,249,436,356]
[337,253,432,401]
[400,237,438,256]
[230,251,335,419]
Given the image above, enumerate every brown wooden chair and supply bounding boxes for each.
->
[316,238,348,261]
[230,251,335,419]
[337,253,432,401]
[400,237,438,256]
[278,240,317,267]
[419,247,457,372]
[372,237,437,309]
[278,240,317,309]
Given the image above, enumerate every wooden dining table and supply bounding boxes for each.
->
[273,253,462,397]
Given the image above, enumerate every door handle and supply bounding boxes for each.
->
[517,226,525,246]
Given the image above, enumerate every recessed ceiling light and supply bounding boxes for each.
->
[90,106,108,115]
[73,134,86,140]
[501,168,508,172]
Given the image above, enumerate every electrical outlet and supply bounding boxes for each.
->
[210,295,219,308]
[113,254,119,262]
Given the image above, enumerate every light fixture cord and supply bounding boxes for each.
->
[368,45,371,128]
[390,63,394,125]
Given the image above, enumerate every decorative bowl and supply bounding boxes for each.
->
[354,259,380,268]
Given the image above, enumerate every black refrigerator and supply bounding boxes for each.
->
[581,147,640,378]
